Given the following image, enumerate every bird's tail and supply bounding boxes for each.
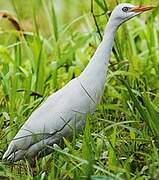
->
[2,142,16,161]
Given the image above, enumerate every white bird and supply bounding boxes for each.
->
[3,3,153,163]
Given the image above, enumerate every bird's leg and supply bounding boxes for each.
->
[25,157,37,177]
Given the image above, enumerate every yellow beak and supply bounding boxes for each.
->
[129,5,155,13]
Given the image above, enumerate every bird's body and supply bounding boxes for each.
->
[4,75,101,162]
[3,3,153,162]
[4,78,93,161]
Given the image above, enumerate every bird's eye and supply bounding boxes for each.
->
[122,7,129,12]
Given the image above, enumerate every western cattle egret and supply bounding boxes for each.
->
[3,3,154,162]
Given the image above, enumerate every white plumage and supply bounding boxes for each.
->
[3,3,153,162]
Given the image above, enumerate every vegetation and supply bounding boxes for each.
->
[0,0,159,179]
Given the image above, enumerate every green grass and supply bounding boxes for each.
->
[0,0,159,179]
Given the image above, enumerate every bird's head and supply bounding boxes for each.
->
[109,3,154,26]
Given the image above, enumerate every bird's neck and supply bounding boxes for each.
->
[78,20,118,95]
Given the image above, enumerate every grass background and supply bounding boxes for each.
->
[0,0,159,179]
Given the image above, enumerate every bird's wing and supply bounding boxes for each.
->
[3,78,97,161]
